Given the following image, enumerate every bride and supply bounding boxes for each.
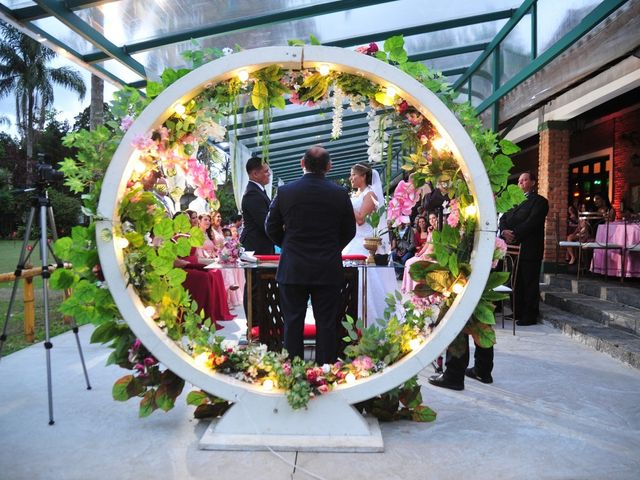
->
[343,163,399,324]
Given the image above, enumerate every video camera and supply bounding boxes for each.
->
[35,153,64,185]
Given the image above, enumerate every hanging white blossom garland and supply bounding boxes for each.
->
[366,110,391,163]
[331,87,345,140]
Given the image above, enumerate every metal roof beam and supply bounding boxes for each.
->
[325,10,515,48]
[408,43,488,62]
[34,0,146,78]
[474,0,630,114]
[84,0,397,61]
[266,136,367,156]
[12,0,119,21]
[453,0,536,90]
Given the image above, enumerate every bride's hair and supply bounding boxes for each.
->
[351,163,372,185]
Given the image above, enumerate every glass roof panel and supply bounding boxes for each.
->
[501,15,531,87]
[0,0,35,7]
[96,58,146,84]
[537,0,601,54]
[30,15,97,55]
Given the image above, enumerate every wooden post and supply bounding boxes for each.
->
[23,278,35,343]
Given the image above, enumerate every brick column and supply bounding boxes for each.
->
[537,121,570,263]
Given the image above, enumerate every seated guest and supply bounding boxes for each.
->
[402,212,437,293]
[593,192,616,222]
[413,215,430,253]
[391,220,416,278]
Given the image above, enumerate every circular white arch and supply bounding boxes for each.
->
[96,46,497,443]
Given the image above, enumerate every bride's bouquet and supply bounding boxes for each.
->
[218,238,242,265]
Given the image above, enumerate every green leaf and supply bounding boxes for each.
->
[465,321,496,348]
[153,217,175,240]
[499,138,520,155]
[173,213,191,233]
[146,81,164,98]
[112,375,135,401]
[473,300,496,325]
[411,405,437,422]
[155,384,175,412]
[309,34,321,45]
[175,237,192,257]
[287,38,305,46]
[186,390,209,406]
[448,253,459,278]
[139,390,157,418]
[166,268,187,286]
[485,271,510,290]
[49,268,76,289]
[383,35,405,54]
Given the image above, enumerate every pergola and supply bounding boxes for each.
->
[0,0,631,183]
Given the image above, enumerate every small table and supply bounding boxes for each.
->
[591,222,640,277]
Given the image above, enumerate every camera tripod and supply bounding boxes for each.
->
[0,187,91,425]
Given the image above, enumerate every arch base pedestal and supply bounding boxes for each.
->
[198,394,383,452]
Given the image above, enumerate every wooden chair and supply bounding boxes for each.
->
[494,244,521,335]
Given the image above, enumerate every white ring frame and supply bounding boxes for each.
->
[96,46,497,443]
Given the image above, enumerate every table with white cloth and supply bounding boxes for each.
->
[591,222,640,277]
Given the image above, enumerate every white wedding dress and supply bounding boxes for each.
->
[343,186,399,325]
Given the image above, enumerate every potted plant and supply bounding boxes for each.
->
[363,205,388,265]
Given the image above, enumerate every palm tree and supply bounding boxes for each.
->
[0,22,86,182]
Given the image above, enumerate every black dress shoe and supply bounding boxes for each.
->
[516,319,537,326]
[465,367,493,384]
[428,374,464,391]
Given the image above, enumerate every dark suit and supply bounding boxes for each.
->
[498,191,549,323]
[240,181,275,323]
[265,173,356,364]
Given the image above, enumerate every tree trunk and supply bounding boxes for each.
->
[89,74,104,131]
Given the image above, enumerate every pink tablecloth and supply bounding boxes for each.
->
[591,222,640,277]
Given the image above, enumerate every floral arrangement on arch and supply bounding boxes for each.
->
[49,35,522,418]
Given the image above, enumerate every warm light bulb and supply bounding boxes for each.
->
[409,338,421,351]
[345,373,356,384]
[193,352,210,369]
[318,64,331,76]
[173,103,186,116]
[116,237,129,249]
[237,70,249,82]
[133,161,147,174]
[452,282,465,295]
[144,306,156,318]
[262,379,274,391]
[385,86,397,98]
[464,205,477,217]
[432,137,447,151]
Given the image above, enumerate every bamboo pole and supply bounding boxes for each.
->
[23,278,35,343]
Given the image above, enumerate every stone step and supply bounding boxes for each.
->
[539,302,640,370]
[541,288,640,336]
[544,273,640,310]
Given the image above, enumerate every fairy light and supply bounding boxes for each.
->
[409,338,421,351]
[318,64,331,76]
[173,103,186,116]
[345,373,356,384]
[464,205,477,217]
[133,161,147,174]
[385,86,397,98]
[262,379,274,391]
[432,137,447,151]
[237,69,249,82]
[115,237,129,249]
[144,305,156,318]
[452,282,465,295]
[193,352,210,369]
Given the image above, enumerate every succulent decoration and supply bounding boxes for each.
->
[50,35,521,418]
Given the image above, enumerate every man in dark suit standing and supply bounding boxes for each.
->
[240,156,275,324]
[266,146,356,364]
[499,171,549,326]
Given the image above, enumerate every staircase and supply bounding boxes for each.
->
[540,274,640,369]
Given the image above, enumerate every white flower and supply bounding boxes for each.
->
[322,363,331,374]
[331,87,344,140]
[366,110,387,163]
[222,47,233,56]
[198,121,227,143]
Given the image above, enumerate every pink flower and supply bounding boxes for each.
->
[352,355,373,372]
[387,180,418,227]
[131,134,156,152]
[134,363,145,373]
[283,362,291,376]
[120,115,134,131]
[143,356,157,367]
[447,199,460,228]
[367,43,379,54]
[317,384,330,394]
[492,236,508,268]
[132,339,141,351]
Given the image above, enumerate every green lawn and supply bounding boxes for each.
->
[0,240,86,356]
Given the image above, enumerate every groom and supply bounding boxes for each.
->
[265,146,356,364]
